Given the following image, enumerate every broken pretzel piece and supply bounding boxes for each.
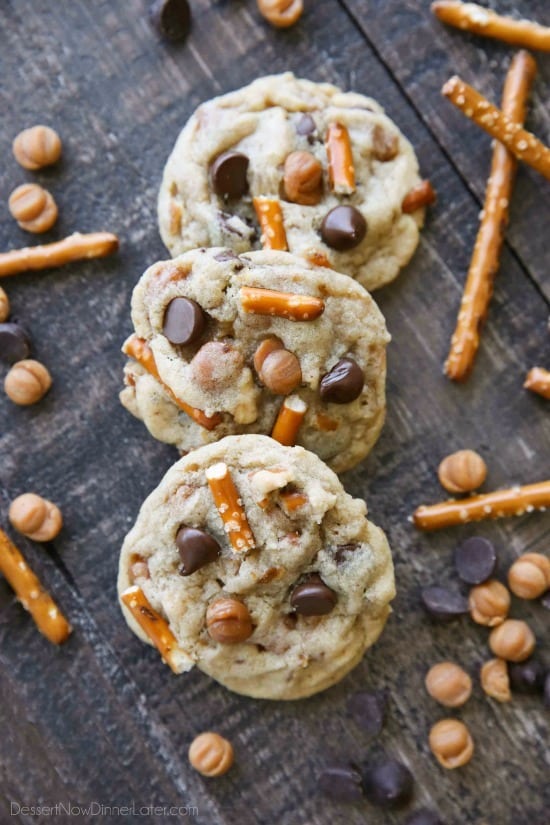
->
[445,50,537,381]
[413,480,550,531]
[524,367,550,400]
[0,232,118,278]
[123,335,222,430]
[240,286,324,321]
[120,585,192,673]
[206,462,256,553]
[253,197,288,251]
[326,122,356,194]
[402,180,437,213]
[280,490,308,512]
[432,1,550,51]
[442,76,550,181]
[271,395,307,446]
[0,528,71,644]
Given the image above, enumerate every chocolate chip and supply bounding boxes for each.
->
[290,574,337,616]
[295,113,316,136]
[404,809,446,825]
[347,689,388,737]
[318,764,363,802]
[335,543,360,564]
[176,526,220,575]
[0,322,31,365]
[210,151,249,199]
[163,297,205,345]
[508,660,546,694]
[420,587,469,622]
[149,0,191,42]
[320,205,367,251]
[320,358,364,404]
[362,758,414,809]
[213,249,239,262]
[544,672,550,709]
[454,536,497,584]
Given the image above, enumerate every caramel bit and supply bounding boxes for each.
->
[253,336,283,375]
[190,341,244,392]
[429,719,474,769]
[489,619,536,662]
[13,125,62,170]
[283,151,323,205]
[315,412,339,432]
[437,449,487,494]
[188,732,234,777]
[256,0,303,28]
[425,662,472,707]
[9,493,62,542]
[4,359,52,405]
[480,658,511,703]
[372,124,399,161]
[469,579,510,626]
[206,597,253,643]
[9,183,58,234]
[507,553,550,599]
[326,122,356,194]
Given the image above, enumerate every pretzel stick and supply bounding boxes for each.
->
[413,480,550,531]
[0,232,118,278]
[120,586,192,673]
[432,2,550,51]
[442,76,550,181]
[240,287,324,321]
[253,197,288,251]
[402,180,437,213]
[271,395,307,446]
[122,335,222,430]
[0,528,71,644]
[524,367,550,399]
[306,251,333,269]
[205,462,256,552]
[326,123,356,194]
[445,51,537,381]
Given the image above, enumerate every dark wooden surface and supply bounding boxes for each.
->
[0,1,549,823]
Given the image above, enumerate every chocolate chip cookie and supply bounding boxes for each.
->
[118,435,395,699]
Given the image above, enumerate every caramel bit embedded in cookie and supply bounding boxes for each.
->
[290,574,337,616]
[9,493,63,542]
[372,124,399,161]
[210,151,249,198]
[489,619,536,662]
[259,348,302,395]
[438,449,487,494]
[0,288,11,323]
[320,357,364,404]
[162,296,206,345]
[253,336,283,375]
[507,553,550,599]
[190,341,244,391]
[429,719,474,769]
[176,525,220,576]
[8,183,58,234]
[257,0,303,28]
[424,662,472,707]
[468,579,510,626]
[206,597,253,643]
[283,151,323,206]
[4,359,52,405]
[12,125,62,170]
[188,732,234,777]
[480,658,511,702]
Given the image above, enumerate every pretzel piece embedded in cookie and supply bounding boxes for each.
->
[524,367,550,399]
[240,287,324,321]
[326,123,356,194]
[432,1,550,51]
[413,480,550,531]
[122,335,222,430]
[445,51,537,381]
[253,197,288,251]
[271,395,307,446]
[442,76,550,181]
[120,586,192,673]
[205,462,256,553]
[402,180,437,213]
[0,528,71,644]
[0,232,119,278]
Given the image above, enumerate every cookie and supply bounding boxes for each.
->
[118,435,395,700]
[158,73,425,291]
[120,247,390,473]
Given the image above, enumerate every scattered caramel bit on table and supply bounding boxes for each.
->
[480,658,511,702]
[0,232,119,278]
[432,1,550,51]
[469,579,510,627]
[401,179,436,213]
[524,366,550,400]
[271,394,307,446]
[489,619,535,662]
[507,553,550,599]
[9,183,58,234]
[9,493,62,542]
[437,449,487,494]
[4,359,52,405]
[425,662,472,707]
[256,0,303,28]
[12,125,62,170]
[240,286,324,322]
[206,597,253,643]
[188,732,234,777]
[205,462,256,553]
[252,197,288,251]
[429,718,474,769]
[326,122,356,195]
[283,151,323,205]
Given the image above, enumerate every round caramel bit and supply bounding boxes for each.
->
[468,579,510,627]
[257,0,303,28]
[12,125,62,170]
[259,348,301,395]
[9,493,63,542]
[508,553,550,600]
[190,341,244,392]
[0,287,10,323]
[253,336,283,375]
[424,662,472,708]
[283,151,323,206]
[372,124,399,162]
[4,359,52,405]
[188,732,234,777]
[489,619,535,662]
[429,719,474,769]
[206,597,253,643]
[8,183,58,234]
[480,658,510,703]
[437,449,487,494]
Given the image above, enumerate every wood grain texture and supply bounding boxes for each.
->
[0,1,549,824]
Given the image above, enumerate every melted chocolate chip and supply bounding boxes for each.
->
[320,205,367,251]
[290,574,337,616]
[420,587,469,622]
[454,536,497,585]
[508,660,546,694]
[320,358,364,404]
[0,322,31,364]
[362,759,414,809]
[176,526,221,575]
[163,297,205,345]
[404,810,446,825]
[347,689,388,737]
[149,0,191,42]
[318,764,363,802]
[295,113,316,136]
[210,151,249,198]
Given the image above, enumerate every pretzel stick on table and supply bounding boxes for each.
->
[445,51,537,381]
[271,395,307,446]
[442,76,550,181]
[253,197,288,251]
[120,586,192,673]
[413,480,550,531]
[0,232,118,278]
[524,366,550,399]
[432,2,550,51]
[0,528,71,644]
[326,123,356,194]
[122,335,222,430]
[206,462,256,552]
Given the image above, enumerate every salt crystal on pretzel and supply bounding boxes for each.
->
[524,367,550,400]
[432,1,550,51]
[326,122,356,194]
[0,232,118,278]
[240,286,324,321]
[271,395,307,446]
[253,197,288,251]
[413,480,550,531]
[442,76,550,181]
[0,528,71,644]
[120,585,192,673]
[445,51,537,381]
[206,462,256,553]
